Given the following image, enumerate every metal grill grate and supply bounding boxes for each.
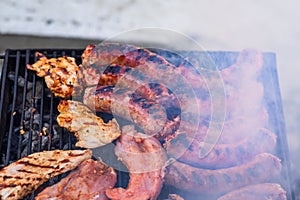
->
[0,49,295,199]
[0,49,83,169]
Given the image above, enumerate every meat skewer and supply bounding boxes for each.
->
[217,183,287,200]
[165,153,282,195]
[35,159,117,200]
[0,149,92,200]
[105,125,167,200]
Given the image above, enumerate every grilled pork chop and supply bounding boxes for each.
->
[35,159,117,200]
[0,149,92,200]
[27,52,84,98]
[57,100,121,148]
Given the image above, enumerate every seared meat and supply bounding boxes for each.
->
[27,52,83,98]
[166,128,277,169]
[57,100,121,148]
[81,44,141,86]
[81,43,177,86]
[83,85,180,140]
[105,125,167,200]
[35,159,117,200]
[0,149,92,200]
[165,153,282,195]
[81,43,208,92]
[97,64,131,86]
[217,183,287,200]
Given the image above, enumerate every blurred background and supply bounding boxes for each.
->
[0,0,299,198]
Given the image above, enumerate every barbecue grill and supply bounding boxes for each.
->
[0,48,294,199]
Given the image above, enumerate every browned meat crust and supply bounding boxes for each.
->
[165,153,282,195]
[217,183,287,200]
[0,149,92,200]
[35,159,117,200]
[105,125,167,200]
[57,100,121,148]
[166,128,277,169]
[26,52,84,98]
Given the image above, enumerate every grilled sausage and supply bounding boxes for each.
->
[81,43,208,90]
[217,183,287,200]
[83,85,182,140]
[166,128,277,169]
[165,153,282,195]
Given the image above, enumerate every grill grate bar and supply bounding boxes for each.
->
[59,51,65,150]
[17,50,30,159]
[47,51,57,150]
[68,50,77,149]
[5,51,21,165]
[48,93,54,150]
[37,80,45,152]
[27,54,37,156]
[0,50,9,153]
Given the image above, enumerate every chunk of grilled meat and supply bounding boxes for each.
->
[27,52,83,98]
[217,183,287,200]
[35,159,117,200]
[106,125,167,200]
[0,149,92,200]
[57,100,121,148]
